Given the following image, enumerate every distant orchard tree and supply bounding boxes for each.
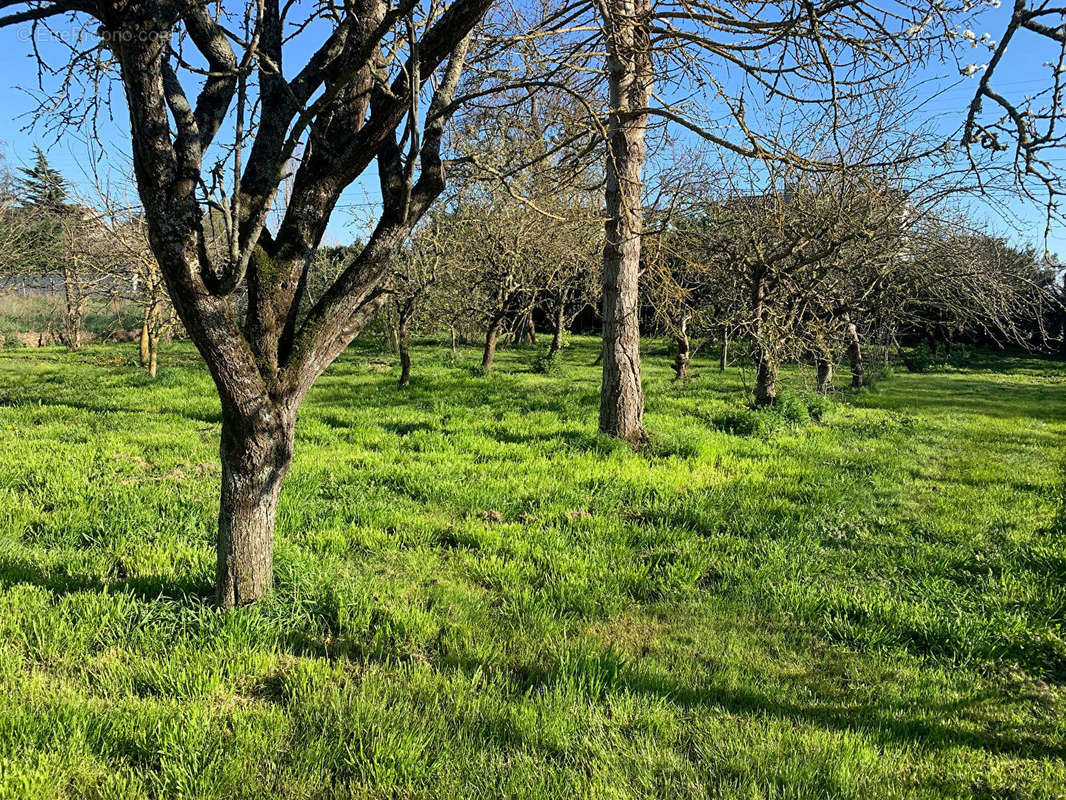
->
[12,151,109,350]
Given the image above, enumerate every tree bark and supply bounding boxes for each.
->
[750,270,777,405]
[755,349,778,406]
[514,311,536,346]
[216,407,296,607]
[63,262,82,351]
[482,316,503,372]
[139,308,151,367]
[598,0,652,444]
[673,314,691,380]
[550,297,566,355]
[846,317,864,388]
[387,313,400,352]
[148,327,158,378]
[719,326,729,372]
[815,353,834,394]
[397,310,412,386]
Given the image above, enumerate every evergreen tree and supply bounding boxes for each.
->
[17,147,67,210]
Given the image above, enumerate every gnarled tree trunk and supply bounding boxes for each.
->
[139,308,151,368]
[216,405,297,607]
[846,316,864,388]
[673,313,691,380]
[815,353,834,394]
[397,308,412,386]
[62,262,82,351]
[148,327,158,378]
[755,351,778,406]
[482,315,503,372]
[69,4,482,609]
[719,326,728,372]
[598,0,652,444]
[751,271,776,405]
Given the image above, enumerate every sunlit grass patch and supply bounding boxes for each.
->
[0,338,1063,798]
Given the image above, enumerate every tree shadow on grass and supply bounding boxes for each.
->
[856,376,1066,422]
[0,551,213,604]
[6,532,1061,772]
[266,618,1066,770]
[612,659,1063,761]
[0,392,223,425]
[464,628,1064,763]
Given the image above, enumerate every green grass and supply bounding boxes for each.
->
[0,337,1063,799]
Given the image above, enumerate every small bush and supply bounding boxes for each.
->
[641,429,701,459]
[716,391,839,437]
[714,408,785,438]
[901,342,973,374]
[776,393,810,425]
[531,350,559,375]
[946,343,972,367]
[804,393,836,422]
[903,342,934,373]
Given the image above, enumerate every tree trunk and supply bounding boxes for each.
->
[755,350,778,406]
[550,297,566,355]
[450,326,458,354]
[719,327,728,372]
[815,353,834,395]
[673,314,691,380]
[598,0,652,444]
[216,408,296,608]
[750,270,777,405]
[386,308,400,352]
[148,327,158,379]
[398,311,412,386]
[63,263,82,351]
[846,317,864,388]
[139,308,151,367]
[482,316,503,372]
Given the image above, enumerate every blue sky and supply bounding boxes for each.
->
[0,4,1062,255]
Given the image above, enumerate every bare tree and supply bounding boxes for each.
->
[594,0,652,441]
[388,220,444,386]
[541,222,601,357]
[962,1,1066,233]
[74,167,177,375]
[672,160,912,404]
[1,1,489,606]
[891,219,1054,357]
[644,208,742,382]
[113,213,175,376]
[6,149,113,349]
[449,196,543,372]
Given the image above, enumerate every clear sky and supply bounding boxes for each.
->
[0,4,1062,255]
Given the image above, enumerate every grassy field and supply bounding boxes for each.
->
[0,337,1063,799]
